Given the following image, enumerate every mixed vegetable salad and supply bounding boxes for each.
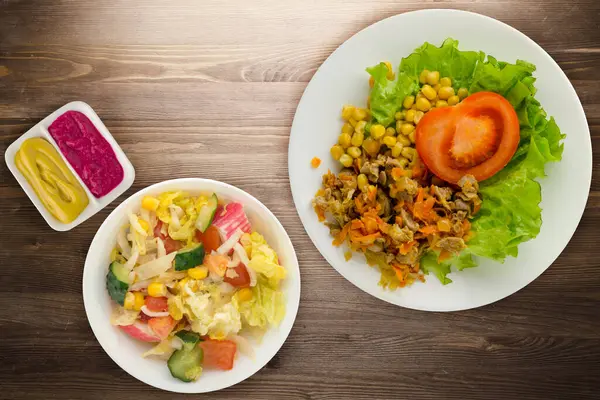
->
[106,191,286,382]
[313,39,565,288]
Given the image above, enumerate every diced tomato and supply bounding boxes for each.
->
[148,316,177,340]
[415,91,519,184]
[144,296,168,312]
[195,225,222,253]
[199,339,237,370]
[154,221,184,254]
[223,264,251,288]
[203,253,229,277]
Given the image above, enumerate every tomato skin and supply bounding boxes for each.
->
[153,221,183,254]
[415,91,520,184]
[223,264,251,288]
[148,316,177,340]
[195,225,222,253]
[199,339,237,370]
[144,296,168,312]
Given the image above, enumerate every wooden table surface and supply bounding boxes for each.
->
[1,1,599,399]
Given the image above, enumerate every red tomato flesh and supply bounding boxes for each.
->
[415,91,520,184]
[148,316,177,340]
[223,264,251,288]
[144,296,168,312]
[153,221,183,254]
[195,225,222,253]
[199,339,237,370]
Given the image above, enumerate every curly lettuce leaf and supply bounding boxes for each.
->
[367,39,565,282]
[236,276,285,329]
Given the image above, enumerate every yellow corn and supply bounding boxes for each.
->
[401,147,415,160]
[448,95,460,106]
[341,105,355,120]
[237,288,253,302]
[385,127,396,137]
[416,97,431,112]
[347,146,361,158]
[394,111,405,121]
[357,174,369,191]
[403,95,415,109]
[414,111,425,125]
[382,136,396,148]
[124,292,136,310]
[400,123,415,135]
[138,219,150,233]
[409,130,416,144]
[362,138,381,156]
[355,120,367,135]
[440,77,452,87]
[436,100,448,108]
[419,69,430,84]
[339,133,352,149]
[370,124,386,140]
[351,131,364,147]
[405,109,416,123]
[339,154,353,168]
[187,266,209,280]
[391,142,404,158]
[457,88,469,99]
[168,298,183,320]
[148,282,167,297]
[352,108,368,121]
[426,71,440,86]
[141,196,160,212]
[348,117,358,127]
[330,145,344,160]
[438,86,455,100]
[421,85,437,100]
[341,123,354,134]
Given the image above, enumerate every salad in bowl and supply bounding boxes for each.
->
[83,179,299,392]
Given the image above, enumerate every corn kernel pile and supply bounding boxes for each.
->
[330,66,470,173]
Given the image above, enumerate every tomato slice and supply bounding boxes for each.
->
[144,296,168,312]
[153,221,183,254]
[195,225,222,253]
[223,264,251,288]
[199,339,237,370]
[415,91,520,184]
[148,316,177,340]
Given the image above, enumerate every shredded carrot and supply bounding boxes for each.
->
[339,174,354,181]
[419,225,438,235]
[311,157,321,168]
[399,240,417,255]
[350,232,381,245]
[332,223,351,246]
[438,250,452,262]
[313,205,326,222]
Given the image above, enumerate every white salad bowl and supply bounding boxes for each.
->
[83,178,301,393]
[288,9,592,311]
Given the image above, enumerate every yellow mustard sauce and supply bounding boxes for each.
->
[15,138,89,223]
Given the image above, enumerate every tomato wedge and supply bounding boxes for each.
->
[415,91,520,184]
[199,339,237,370]
[195,225,222,253]
[223,264,251,288]
[153,221,183,254]
[148,316,177,340]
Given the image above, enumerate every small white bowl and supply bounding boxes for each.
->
[4,101,135,231]
[82,178,301,393]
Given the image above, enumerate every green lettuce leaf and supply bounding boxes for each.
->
[235,276,285,329]
[367,39,565,283]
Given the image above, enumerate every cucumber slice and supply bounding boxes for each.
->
[168,345,204,382]
[174,244,205,271]
[195,193,218,233]
[175,330,201,350]
[106,262,129,305]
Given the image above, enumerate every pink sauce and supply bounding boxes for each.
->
[48,111,123,198]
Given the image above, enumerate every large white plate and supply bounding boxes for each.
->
[288,10,592,311]
[83,178,300,392]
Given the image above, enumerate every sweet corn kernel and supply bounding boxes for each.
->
[457,88,469,99]
[416,97,431,112]
[351,131,364,147]
[414,111,425,125]
[398,157,409,168]
[403,95,415,109]
[391,142,404,158]
[188,266,209,280]
[362,138,381,156]
[436,100,448,108]
[448,95,460,106]
[396,120,403,133]
[347,146,361,158]
[354,120,367,135]
[357,174,369,191]
[237,288,253,302]
[405,109,416,123]
[330,145,344,160]
[382,136,397,148]
[426,70,440,86]
[341,123,354,134]
[138,219,150,233]
[338,133,352,148]
[148,282,167,297]
[370,124,386,140]
[352,108,368,121]
[124,292,136,310]
[401,147,415,160]
[394,111,405,121]
[348,117,358,127]
[438,86,455,100]
[400,123,415,135]
[397,135,412,146]
[409,130,416,144]
[385,127,396,137]
[339,154,353,168]
[416,93,424,101]
[341,105,355,120]
[141,196,160,212]
[421,85,437,100]
[133,292,144,310]
[419,69,430,84]
[440,77,452,87]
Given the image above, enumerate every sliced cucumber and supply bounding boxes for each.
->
[195,193,218,233]
[175,330,202,350]
[106,262,129,305]
[174,244,205,271]
[168,345,204,382]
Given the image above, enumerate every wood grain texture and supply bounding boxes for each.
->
[1,0,599,399]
